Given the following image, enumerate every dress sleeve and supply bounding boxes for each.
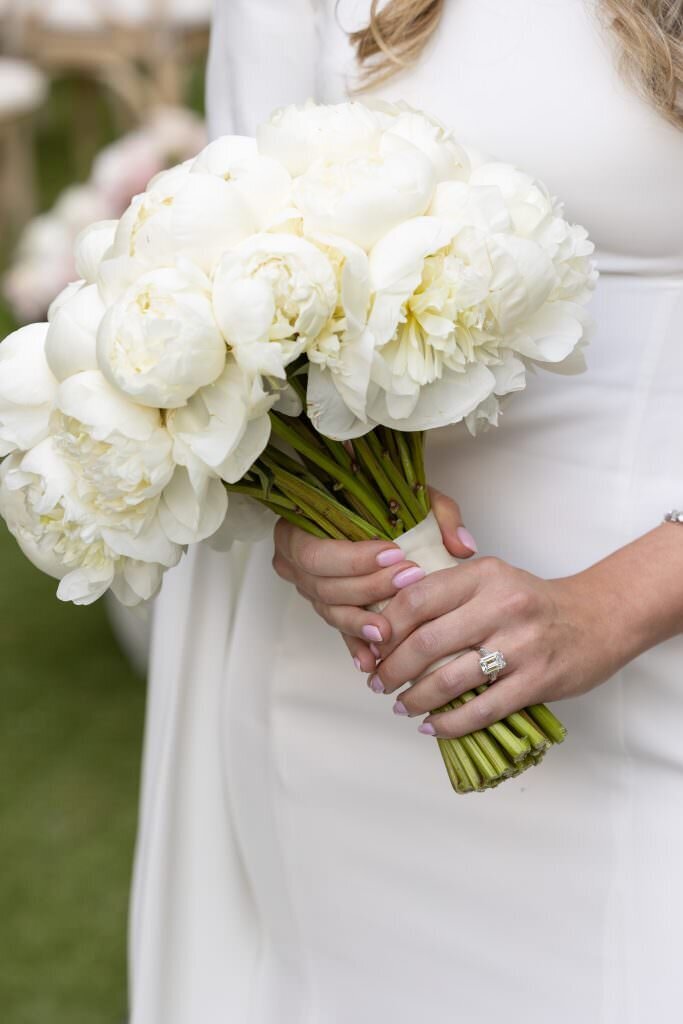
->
[206,0,320,140]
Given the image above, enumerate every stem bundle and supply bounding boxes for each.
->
[226,403,566,794]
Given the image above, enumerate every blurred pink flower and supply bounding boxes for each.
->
[3,106,206,323]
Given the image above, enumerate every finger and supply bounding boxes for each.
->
[342,634,378,674]
[391,649,481,717]
[369,596,498,694]
[379,563,482,658]
[272,548,298,585]
[302,560,422,609]
[429,488,478,559]
[311,601,393,644]
[274,519,405,578]
[418,673,539,739]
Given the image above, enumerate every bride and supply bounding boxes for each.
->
[129,2,683,1022]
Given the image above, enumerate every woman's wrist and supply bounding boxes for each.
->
[561,523,683,673]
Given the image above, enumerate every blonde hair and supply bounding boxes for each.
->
[350,0,683,129]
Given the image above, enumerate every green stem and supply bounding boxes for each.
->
[396,431,418,495]
[277,489,346,539]
[408,431,430,515]
[313,434,389,533]
[366,431,425,524]
[440,742,469,794]
[352,436,410,532]
[439,736,481,791]
[224,482,296,511]
[469,687,532,762]
[440,696,514,778]
[505,710,549,752]
[460,733,498,783]
[270,414,396,537]
[262,445,322,489]
[262,501,328,537]
[266,460,380,541]
[527,704,567,745]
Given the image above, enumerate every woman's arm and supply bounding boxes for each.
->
[367,521,683,736]
[273,505,683,733]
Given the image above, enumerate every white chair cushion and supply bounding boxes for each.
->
[0,0,212,29]
[0,57,47,116]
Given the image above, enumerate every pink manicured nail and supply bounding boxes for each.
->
[369,643,381,659]
[393,700,408,716]
[393,566,425,589]
[456,526,478,554]
[362,624,383,643]
[368,675,385,694]
[353,656,362,672]
[418,722,436,736]
[376,547,405,568]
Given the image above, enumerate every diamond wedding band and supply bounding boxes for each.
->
[478,647,507,683]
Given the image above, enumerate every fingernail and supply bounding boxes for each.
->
[376,547,404,567]
[393,700,408,716]
[368,675,385,694]
[362,624,383,643]
[353,656,362,672]
[418,722,436,736]
[393,566,426,589]
[456,526,478,554]
[369,643,381,659]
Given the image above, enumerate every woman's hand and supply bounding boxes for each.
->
[272,491,478,673]
[369,524,683,738]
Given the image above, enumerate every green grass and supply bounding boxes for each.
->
[0,521,145,1024]
[0,61,208,1015]
[0,62,208,1023]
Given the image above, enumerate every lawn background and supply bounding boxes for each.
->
[0,65,205,1024]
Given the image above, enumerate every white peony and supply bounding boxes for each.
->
[369,100,470,183]
[293,131,436,251]
[47,279,85,321]
[212,234,338,378]
[0,369,228,605]
[55,369,227,551]
[357,195,590,429]
[257,100,380,176]
[167,360,274,484]
[0,323,58,456]
[97,264,226,408]
[303,232,375,431]
[0,441,181,606]
[0,369,183,605]
[52,371,176,514]
[45,282,105,381]
[191,135,292,230]
[104,162,255,281]
[157,465,228,547]
[74,219,117,282]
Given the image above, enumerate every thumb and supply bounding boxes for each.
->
[429,488,478,559]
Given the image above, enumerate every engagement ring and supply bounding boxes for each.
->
[478,647,507,683]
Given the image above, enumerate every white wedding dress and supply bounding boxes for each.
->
[129,2,683,1022]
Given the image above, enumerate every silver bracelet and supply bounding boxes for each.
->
[664,510,683,524]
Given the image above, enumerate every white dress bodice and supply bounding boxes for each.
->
[208,0,683,275]
[130,4,683,1023]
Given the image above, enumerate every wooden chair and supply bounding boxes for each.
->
[0,55,47,239]
[0,0,210,121]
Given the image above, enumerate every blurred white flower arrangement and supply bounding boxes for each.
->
[3,106,206,323]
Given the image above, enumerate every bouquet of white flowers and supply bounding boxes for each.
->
[0,100,597,793]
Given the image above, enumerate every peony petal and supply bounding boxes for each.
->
[45,283,105,380]
[0,323,58,454]
[74,220,118,282]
